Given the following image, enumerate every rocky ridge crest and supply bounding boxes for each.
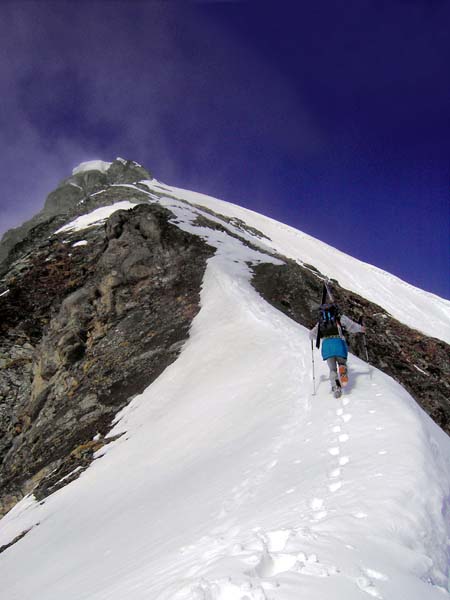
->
[0,158,151,276]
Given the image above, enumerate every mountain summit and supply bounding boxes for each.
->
[0,160,449,599]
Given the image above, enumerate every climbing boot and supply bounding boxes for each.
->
[332,379,342,398]
[339,365,348,387]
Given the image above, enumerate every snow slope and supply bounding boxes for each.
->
[54,201,138,234]
[0,185,449,600]
[144,180,450,345]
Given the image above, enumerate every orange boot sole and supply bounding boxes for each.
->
[339,365,348,387]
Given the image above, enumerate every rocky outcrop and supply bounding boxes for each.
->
[0,201,213,516]
[252,261,450,435]
[0,159,152,276]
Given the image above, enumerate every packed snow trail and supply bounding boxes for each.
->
[0,212,449,600]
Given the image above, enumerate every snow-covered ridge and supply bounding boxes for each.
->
[1,199,449,598]
[48,175,450,344]
[144,180,450,344]
[1,175,449,599]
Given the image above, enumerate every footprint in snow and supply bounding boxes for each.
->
[328,447,340,456]
[263,529,293,552]
[310,497,324,511]
[339,456,350,465]
[310,499,327,521]
[244,529,338,580]
[313,510,328,521]
[300,556,337,578]
[339,433,350,442]
[365,568,388,581]
[191,578,267,600]
[328,481,342,492]
[356,574,383,598]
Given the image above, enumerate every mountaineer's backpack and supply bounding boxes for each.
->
[316,303,341,347]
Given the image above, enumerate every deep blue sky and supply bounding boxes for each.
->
[0,1,449,298]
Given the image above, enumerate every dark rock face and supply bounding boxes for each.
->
[252,261,450,435]
[0,202,213,516]
[0,527,33,555]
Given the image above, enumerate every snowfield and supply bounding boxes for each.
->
[0,181,449,599]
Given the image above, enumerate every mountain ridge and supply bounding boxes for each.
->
[0,160,449,599]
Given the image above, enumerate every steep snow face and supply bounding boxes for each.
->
[146,180,450,345]
[0,194,449,600]
[72,160,112,175]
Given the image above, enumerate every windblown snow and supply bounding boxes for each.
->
[72,160,112,175]
[1,179,449,600]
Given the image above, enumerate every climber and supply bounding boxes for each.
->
[310,302,365,398]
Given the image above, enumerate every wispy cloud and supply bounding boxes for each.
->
[0,1,323,235]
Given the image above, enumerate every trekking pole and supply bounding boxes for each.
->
[311,340,317,396]
[362,331,369,363]
[360,317,369,363]
[359,316,371,378]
